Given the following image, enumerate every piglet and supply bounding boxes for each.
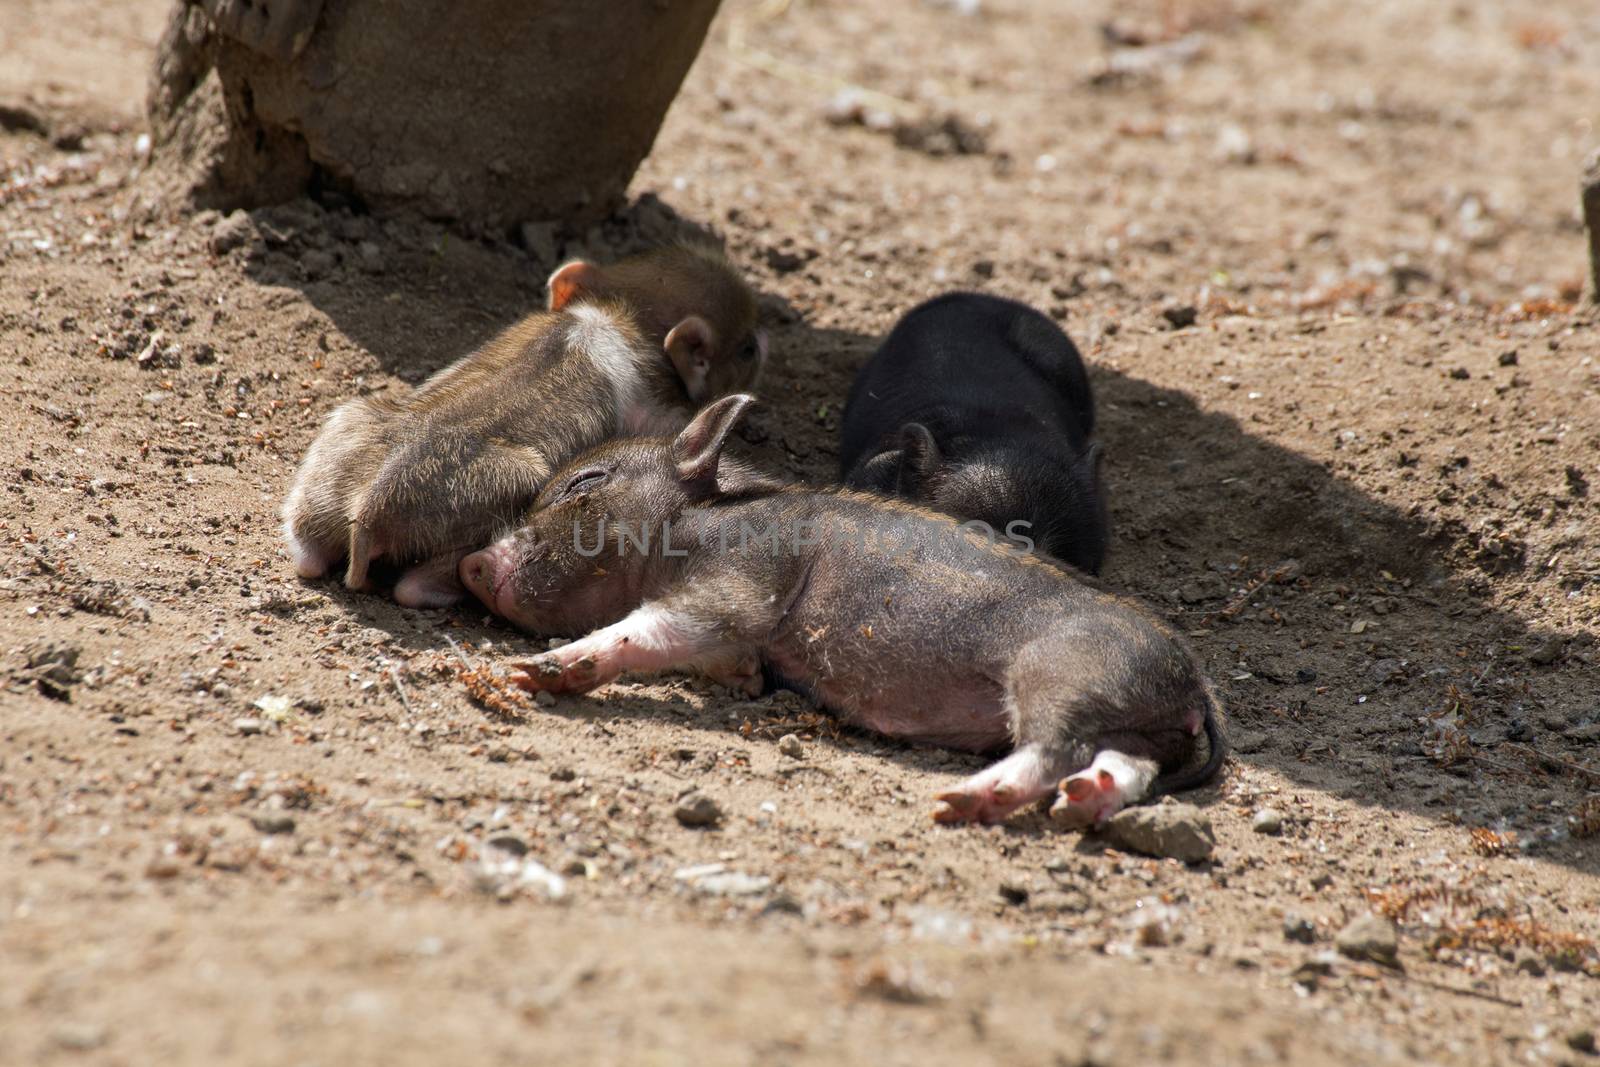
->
[459,395,1226,827]
[838,292,1108,574]
[281,242,765,607]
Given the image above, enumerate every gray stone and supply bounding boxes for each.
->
[674,790,722,828]
[249,812,296,834]
[486,833,528,857]
[777,733,804,759]
[1528,638,1565,666]
[1097,801,1215,863]
[26,641,81,699]
[300,247,337,278]
[1366,658,1404,686]
[1030,889,1091,915]
[1252,808,1284,835]
[1162,304,1198,329]
[356,241,385,274]
[1335,913,1399,966]
[51,1023,108,1052]
[209,210,255,254]
[673,863,770,897]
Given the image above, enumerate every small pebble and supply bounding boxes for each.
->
[1335,913,1399,966]
[51,1022,108,1052]
[1161,304,1198,329]
[534,690,556,707]
[300,248,338,278]
[674,790,723,828]
[1528,638,1565,666]
[1252,808,1284,835]
[1283,915,1316,943]
[145,855,182,880]
[209,210,254,254]
[249,812,296,835]
[487,834,529,857]
[356,241,385,274]
[777,733,804,759]
[233,717,264,735]
[997,882,1030,906]
[1567,1029,1596,1055]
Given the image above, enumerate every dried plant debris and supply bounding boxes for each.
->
[1418,684,1475,766]
[452,660,531,722]
[740,707,842,742]
[1368,883,1598,975]
[1467,827,1514,857]
[1570,795,1600,840]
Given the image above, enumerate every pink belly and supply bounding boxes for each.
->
[766,647,1011,753]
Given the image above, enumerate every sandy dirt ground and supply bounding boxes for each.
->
[3,0,1599,1064]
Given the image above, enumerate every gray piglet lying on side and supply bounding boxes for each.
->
[281,243,766,607]
[458,395,1227,827]
[838,292,1108,574]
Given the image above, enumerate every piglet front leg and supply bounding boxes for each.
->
[508,601,728,695]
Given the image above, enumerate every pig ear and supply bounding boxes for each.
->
[1082,442,1105,488]
[547,260,605,311]
[672,393,755,490]
[665,316,716,402]
[895,423,942,496]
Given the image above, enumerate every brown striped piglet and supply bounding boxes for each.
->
[281,243,766,607]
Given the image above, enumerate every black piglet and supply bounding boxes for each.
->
[838,292,1108,574]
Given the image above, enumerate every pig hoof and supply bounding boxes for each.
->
[508,657,572,692]
[932,790,981,824]
[510,654,608,695]
[1050,769,1122,830]
[931,787,1020,826]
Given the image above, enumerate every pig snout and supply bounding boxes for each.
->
[459,540,523,615]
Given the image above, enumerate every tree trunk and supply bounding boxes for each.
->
[146,0,721,231]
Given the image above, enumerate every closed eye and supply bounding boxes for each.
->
[562,468,609,497]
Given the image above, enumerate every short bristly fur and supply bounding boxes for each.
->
[459,395,1227,828]
[838,292,1108,575]
[280,243,765,607]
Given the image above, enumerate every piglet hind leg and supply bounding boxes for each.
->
[508,600,733,696]
[933,744,1077,825]
[1049,748,1159,830]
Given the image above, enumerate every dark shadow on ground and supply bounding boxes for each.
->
[261,193,1599,878]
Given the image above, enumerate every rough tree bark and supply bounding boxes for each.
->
[147,0,722,230]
